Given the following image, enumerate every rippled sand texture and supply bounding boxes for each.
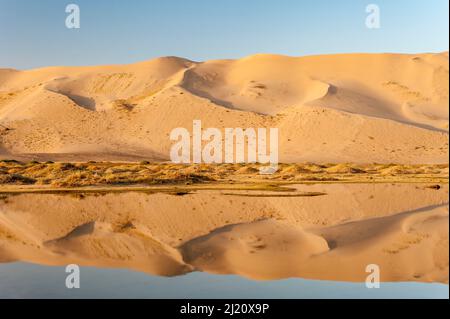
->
[0,183,448,282]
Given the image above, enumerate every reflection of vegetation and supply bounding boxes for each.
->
[222,192,327,197]
[0,183,296,196]
[0,161,448,191]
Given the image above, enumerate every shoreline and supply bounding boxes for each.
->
[0,179,448,195]
[1,183,448,283]
[1,162,448,190]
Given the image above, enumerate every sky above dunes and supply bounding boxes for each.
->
[0,0,448,69]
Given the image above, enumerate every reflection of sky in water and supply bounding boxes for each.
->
[0,263,447,299]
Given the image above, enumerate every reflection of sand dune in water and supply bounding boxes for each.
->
[0,184,448,282]
[181,205,448,282]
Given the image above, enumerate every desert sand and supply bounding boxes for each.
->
[0,183,448,282]
[0,52,448,163]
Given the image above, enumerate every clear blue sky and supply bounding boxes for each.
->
[0,0,448,69]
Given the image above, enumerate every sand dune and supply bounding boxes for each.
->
[0,184,448,282]
[0,52,448,163]
[1,53,448,289]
